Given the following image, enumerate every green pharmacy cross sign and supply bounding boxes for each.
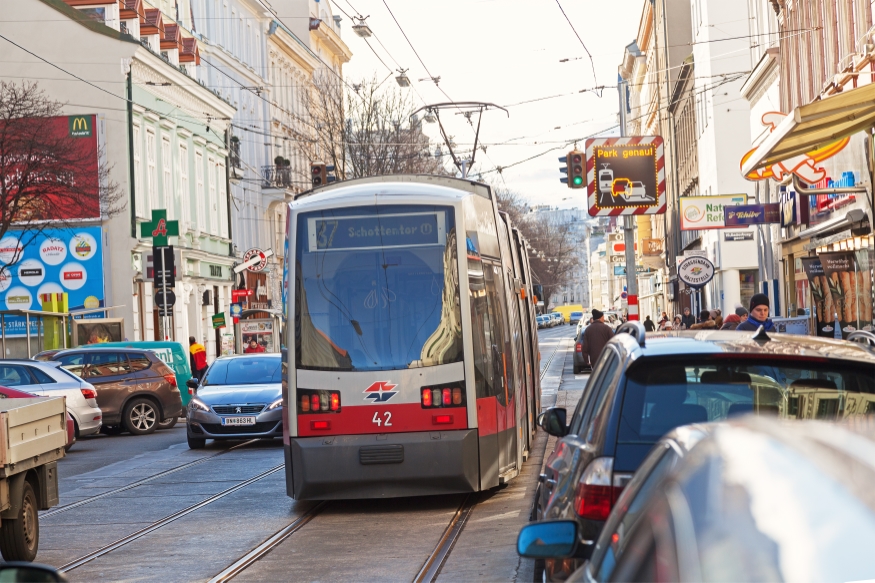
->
[140,210,179,247]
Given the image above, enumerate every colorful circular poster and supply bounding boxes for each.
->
[0,236,22,265]
[39,237,67,266]
[0,271,12,293]
[17,259,45,287]
[59,262,87,291]
[70,232,97,261]
[5,287,32,310]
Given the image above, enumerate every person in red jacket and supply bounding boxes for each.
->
[244,338,266,353]
[189,336,208,380]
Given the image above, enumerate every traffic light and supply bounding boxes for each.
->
[311,163,326,187]
[568,150,584,188]
[559,155,569,186]
[325,164,337,184]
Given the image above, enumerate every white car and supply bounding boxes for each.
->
[0,360,102,437]
[623,180,649,202]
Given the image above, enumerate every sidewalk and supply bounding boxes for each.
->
[436,335,588,582]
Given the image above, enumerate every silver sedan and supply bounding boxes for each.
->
[185,354,283,449]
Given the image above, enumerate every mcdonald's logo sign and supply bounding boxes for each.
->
[68,115,92,137]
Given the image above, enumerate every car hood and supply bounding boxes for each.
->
[196,384,281,405]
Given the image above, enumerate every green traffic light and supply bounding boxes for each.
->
[573,176,583,186]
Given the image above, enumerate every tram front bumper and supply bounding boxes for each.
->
[288,429,480,500]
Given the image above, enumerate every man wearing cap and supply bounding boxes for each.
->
[736,294,775,331]
[581,309,615,368]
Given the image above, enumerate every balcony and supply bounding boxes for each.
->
[261,165,292,189]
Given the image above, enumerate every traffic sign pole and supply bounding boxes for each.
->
[618,77,639,320]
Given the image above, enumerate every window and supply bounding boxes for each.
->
[28,367,56,384]
[204,357,282,386]
[178,143,189,229]
[133,125,144,218]
[85,353,131,378]
[208,156,218,235]
[56,353,86,377]
[218,161,228,237]
[0,366,34,387]
[146,129,157,212]
[128,353,151,372]
[162,135,173,218]
[195,150,206,231]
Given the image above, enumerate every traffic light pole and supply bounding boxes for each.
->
[618,77,638,321]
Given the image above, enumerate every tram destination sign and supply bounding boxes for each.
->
[307,212,446,252]
[586,136,665,217]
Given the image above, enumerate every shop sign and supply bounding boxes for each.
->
[642,238,663,256]
[211,313,226,329]
[0,227,105,337]
[677,255,715,289]
[807,172,860,226]
[610,255,625,263]
[724,231,754,242]
[724,204,780,226]
[586,136,666,216]
[613,265,649,276]
[780,189,809,227]
[610,241,636,254]
[242,248,268,272]
[679,195,747,230]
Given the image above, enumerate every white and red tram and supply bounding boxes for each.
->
[282,175,541,499]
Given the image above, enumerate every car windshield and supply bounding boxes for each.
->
[618,356,875,444]
[203,357,282,386]
[294,204,463,372]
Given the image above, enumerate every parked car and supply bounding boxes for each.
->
[0,360,101,438]
[568,311,584,326]
[40,348,183,436]
[186,354,284,449]
[536,315,548,329]
[534,322,875,580]
[572,329,591,374]
[0,385,77,451]
[552,313,565,326]
[520,418,875,583]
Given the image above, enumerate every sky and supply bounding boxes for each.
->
[333,0,644,210]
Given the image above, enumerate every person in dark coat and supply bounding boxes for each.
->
[720,313,742,330]
[581,309,614,367]
[643,316,656,332]
[690,310,718,330]
[736,293,776,331]
[680,307,696,329]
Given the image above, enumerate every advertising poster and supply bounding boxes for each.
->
[818,252,874,338]
[679,194,747,230]
[0,227,105,336]
[800,257,834,337]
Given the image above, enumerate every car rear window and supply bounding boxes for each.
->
[618,357,875,444]
[203,357,282,386]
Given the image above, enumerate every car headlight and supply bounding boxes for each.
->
[189,398,210,412]
[266,398,283,411]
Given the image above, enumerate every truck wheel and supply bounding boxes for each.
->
[123,398,158,436]
[0,481,39,562]
[157,416,178,430]
[187,435,206,449]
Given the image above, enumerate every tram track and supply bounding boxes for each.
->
[58,463,284,573]
[44,439,260,518]
[539,336,564,380]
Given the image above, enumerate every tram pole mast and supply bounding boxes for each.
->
[618,77,639,321]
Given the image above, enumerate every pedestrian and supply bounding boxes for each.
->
[643,315,656,332]
[681,307,696,329]
[658,311,668,326]
[673,315,683,329]
[690,310,718,330]
[720,313,742,330]
[580,309,615,367]
[188,336,208,380]
[735,306,749,319]
[244,338,266,353]
[712,309,723,329]
[735,293,776,331]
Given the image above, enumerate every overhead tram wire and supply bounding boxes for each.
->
[553,0,599,93]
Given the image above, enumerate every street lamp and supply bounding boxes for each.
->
[352,16,373,37]
[395,69,411,87]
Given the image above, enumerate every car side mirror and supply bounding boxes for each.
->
[0,562,68,582]
[186,378,199,394]
[517,521,578,559]
[538,407,568,437]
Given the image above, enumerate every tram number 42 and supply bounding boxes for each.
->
[372,412,393,427]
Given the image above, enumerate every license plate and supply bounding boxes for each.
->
[222,416,256,426]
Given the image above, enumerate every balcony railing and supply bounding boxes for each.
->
[261,166,292,189]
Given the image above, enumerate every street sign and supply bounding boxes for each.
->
[230,303,243,318]
[586,136,665,216]
[242,248,268,272]
[231,289,253,301]
[211,313,226,329]
[610,255,625,264]
[151,246,175,288]
[678,256,715,289]
[140,210,179,247]
[155,288,176,308]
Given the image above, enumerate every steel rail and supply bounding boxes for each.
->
[413,494,479,583]
[539,335,564,380]
[43,439,260,518]
[206,501,330,583]
[59,464,283,572]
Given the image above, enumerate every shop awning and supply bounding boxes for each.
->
[741,82,875,176]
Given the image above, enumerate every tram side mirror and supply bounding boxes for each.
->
[186,378,199,395]
[0,562,68,582]
[538,408,568,437]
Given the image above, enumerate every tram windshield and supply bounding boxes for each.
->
[294,204,463,371]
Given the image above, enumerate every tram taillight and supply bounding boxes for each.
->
[421,384,464,408]
[298,389,341,413]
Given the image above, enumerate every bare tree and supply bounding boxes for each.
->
[522,214,580,307]
[0,82,123,275]
[287,73,446,183]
